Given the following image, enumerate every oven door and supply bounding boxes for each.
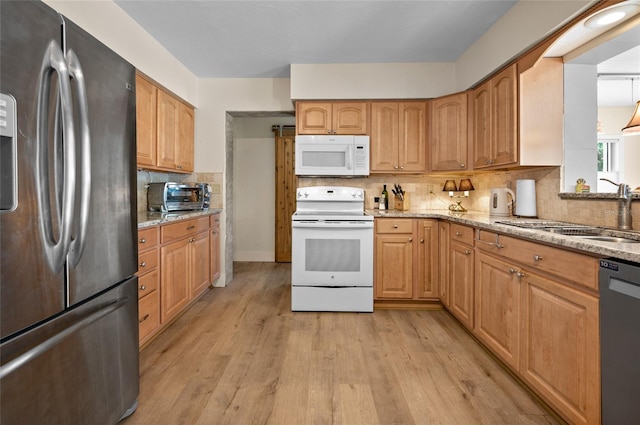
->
[291,220,373,287]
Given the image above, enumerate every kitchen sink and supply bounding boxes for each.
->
[495,219,640,243]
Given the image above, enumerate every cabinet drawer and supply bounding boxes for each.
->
[138,269,159,299]
[210,213,221,228]
[451,223,474,246]
[137,249,158,274]
[376,219,413,234]
[139,289,160,343]
[161,216,209,243]
[478,230,599,290]
[138,226,159,251]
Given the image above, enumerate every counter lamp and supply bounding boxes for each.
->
[443,179,475,212]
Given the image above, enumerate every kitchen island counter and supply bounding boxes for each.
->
[368,209,640,263]
[137,209,222,229]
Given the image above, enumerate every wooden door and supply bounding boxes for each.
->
[474,251,521,370]
[296,102,331,134]
[375,234,413,299]
[332,102,368,135]
[274,128,297,262]
[449,241,474,329]
[398,101,427,172]
[491,64,518,167]
[157,90,179,170]
[135,73,157,168]
[370,102,399,172]
[176,101,194,172]
[520,271,600,425]
[430,93,468,171]
[190,231,211,298]
[472,80,492,168]
[415,220,439,299]
[160,238,191,323]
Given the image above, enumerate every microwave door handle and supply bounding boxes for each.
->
[36,40,76,274]
[347,145,353,170]
[66,50,91,267]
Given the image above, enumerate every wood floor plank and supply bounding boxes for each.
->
[123,262,562,425]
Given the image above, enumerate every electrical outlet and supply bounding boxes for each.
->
[427,184,435,194]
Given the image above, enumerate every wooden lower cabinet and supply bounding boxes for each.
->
[449,240,474,329]
[210,213,221,283]
[438,222,450,305]
[520,271,599,425]
[374,218,438,301]
[137,226,161,347]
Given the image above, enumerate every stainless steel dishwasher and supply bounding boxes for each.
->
[600,258,640,425]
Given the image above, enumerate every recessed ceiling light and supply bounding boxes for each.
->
[584,2,640,29]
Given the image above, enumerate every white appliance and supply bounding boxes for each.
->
[489,188,516,217]
[295,135,370,176]
[291,186,374,312]
[515,179,537,217]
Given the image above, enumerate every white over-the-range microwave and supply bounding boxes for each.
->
[295,135,370,177]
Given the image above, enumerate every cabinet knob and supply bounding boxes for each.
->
[400,166,404,170]
[394,165,399,169]
[509,268,517,274]
[420,238,424,243]
[177,165,184,169]
[460,163,465,168]
[139,238,146,244]
[516,271,526,279]
[533,255,543,261]
[139,314,150,323]
[455,232,462,236]
[187,225,196,230]
[139,285,146,290]
[139,261,146,268]
[409,237,413,242]
[393,224,398,228]
[464,250,471,255]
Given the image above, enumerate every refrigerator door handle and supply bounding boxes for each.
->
[0,298,128,380]
[35,40,76,274]
[66,49,91,267]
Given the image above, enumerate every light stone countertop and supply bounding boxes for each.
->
[137,209,222,229]
[368,208,640,264]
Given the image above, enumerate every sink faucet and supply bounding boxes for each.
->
[600,178,634,230]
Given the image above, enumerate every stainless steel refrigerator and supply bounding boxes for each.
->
[1,1,139,423]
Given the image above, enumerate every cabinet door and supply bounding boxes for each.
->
[449,241,474,329]
[430,94,468,171]
[135,74,157,168]
[438,221,450,306]
[472,81,492,169]
[138,289,160,346]
[370,102,399,172]
[375,234,413,299]
[296,102,332,134]
[156,90,179,170]
[398,102,427,172]
[190,231,211,298]
[415,220,439,299]
[176,101,194,172]
[520,271,599,425]
[160,238,191,323]
[332,102,368,135]
[474,252,521,370]
[491,65,518,167]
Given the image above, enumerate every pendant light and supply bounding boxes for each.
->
[622,100,640,133]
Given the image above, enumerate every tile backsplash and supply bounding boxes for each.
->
[136,170,223,212]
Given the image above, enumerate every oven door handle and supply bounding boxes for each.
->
[292,221,374,229]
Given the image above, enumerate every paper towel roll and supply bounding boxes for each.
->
[515,179,537,217]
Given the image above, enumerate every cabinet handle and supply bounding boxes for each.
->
[455,231,462,236]
[139,261,146,268]
[189,238,196,243]
[460,163,465,168]
[139,314,149,323]
[464,250,471,255]
[139,238,146,244]
[508,268,517,274]
[408,237,413,242]
[475,238,504,249]
[420,238,424,243]
[516,271,526,279]
[393,224,398,229]
[394,165,399,169]
[139,285,146,291]
[533,255,543,261]
[177,165,183,169]
[187,225,195,230]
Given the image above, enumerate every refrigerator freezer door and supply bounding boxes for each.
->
[0,0,66,339]
[0,277,139,424]
[63,18,138,305]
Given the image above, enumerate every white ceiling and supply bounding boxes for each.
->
[113,0,517,78]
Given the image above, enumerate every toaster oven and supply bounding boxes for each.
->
[147,182,210,212]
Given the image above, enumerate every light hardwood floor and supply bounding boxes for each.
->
[123,262,563,425]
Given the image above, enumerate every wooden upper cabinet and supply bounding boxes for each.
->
[135,74,157,168]
[296,101,368,135]
[472,64,518,169]
[370,101,426,173]
[136,72,195,173]
[430,92,469,171]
